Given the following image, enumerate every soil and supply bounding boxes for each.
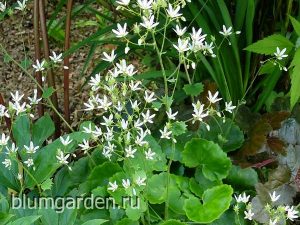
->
[0,1,103,130]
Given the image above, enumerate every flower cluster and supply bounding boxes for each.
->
[0,0,28,13]
[234,191,299,224]
[81,54,159,162]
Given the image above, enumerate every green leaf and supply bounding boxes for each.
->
[244,34,294,55]
[116,218,138,225]
[12,115,31,149]
[182,139,232,181]
[42,87,55,98]
[290,16,300,37]
[183,83,204,96]
[199,117,244,152]
[8,216,41,225]
[0,212,14,225]
[171,121,187,136]
[184,185,233,223]
[86,162,122,191]
[82,219,108,225]
[290,64,300,108]
[225,165,258,190]
[20,57,32,70]
[160,220,187,225]
[32,113,55,146]
[145,172,168,204]
[41,178,53,191]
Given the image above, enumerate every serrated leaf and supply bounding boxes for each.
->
[183,83,204,96]
[244,34,294,55]
[41,178,53,191]
[182,139,232,181]
[171,121,187,136]
[184,185,233,223]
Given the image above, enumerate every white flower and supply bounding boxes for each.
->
[219,25,233,37]
[244,209,254,220]
[0,105,9,118]
[78,139,90,150]
[207,91,222,104]
[0,1,6,12]
[122,179,131,189]
[142,109,155,124]
[12,102,27,115]
[56,149,70,165]
[2,159,11,168]
[129,81,141,91]
[28,89,42,105]
[166,109,178,120]
[84,99,95,111]
[0,133,9,146]
[89,73,101,91]
[274,47,288,60]
[145,148,155,160]
[11,91,24,103]
[6,143,18,154]
[102,148,112,160]
[125,145,137,158]
[235,193,250,203]
[116,0,130,6]
[160,126,172,139]
[269,191,280,202]
[225,101,236,113]
[102,50,116,62]
[98,95,112,111]
[108,181,118,192]
[24,158,34,168]
[285,206,299,221]
[269,219,277,225]
[49,51,63,63]
[93,126,102,137]
[136,176,146,186]
[32,59,45,72]
[173,38,190,53]
[15,0,26,11]
[140,15,159,30]
[24,142,39,154]
[173,25,187,36]
[120,119,129,130]
[101,114,114,127]
[191,27,206,43]
[192,101,208,122]
[112,23,128,38]
[60,136,72,146]
[144,91,156,103]
[137,0,153,10]
[166,4,182,18]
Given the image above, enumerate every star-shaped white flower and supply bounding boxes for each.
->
[207,91,222,104]
[116,0,130,6]
[108,181,118,192]
[15,0,26,11]
[160,126,172,139]
[49,51,63,63]
[225,101,236,113]
[166,4,182,18]
[145,148,155,160]
[140,15,159,30]
[173,25,187,36]
[173,38,190,53]
[60,136,72,146]
[136,176,146,186]
[0,1,7,12]
[137,0,153,10]
[269,191,280,202]
[24,141,39,154]
[102,50,116,62]
[32,59,46,72]
[166,108,178,120]
[219,25,233,37]
[112,23,128,38]
[244,209,254,220]
[274,47,288,60]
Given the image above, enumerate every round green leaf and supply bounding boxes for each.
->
[160,220,187,225]
[184,185,233,223]
[225,165,258,190]
[182,139,231,181]
[145,173,168,204]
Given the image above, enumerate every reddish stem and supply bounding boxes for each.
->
[34,0,44,117]
[63,0,73,125]
[39,0,61,137]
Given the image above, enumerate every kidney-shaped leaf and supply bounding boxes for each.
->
[182,139,231,181]
[184,185,233,223]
